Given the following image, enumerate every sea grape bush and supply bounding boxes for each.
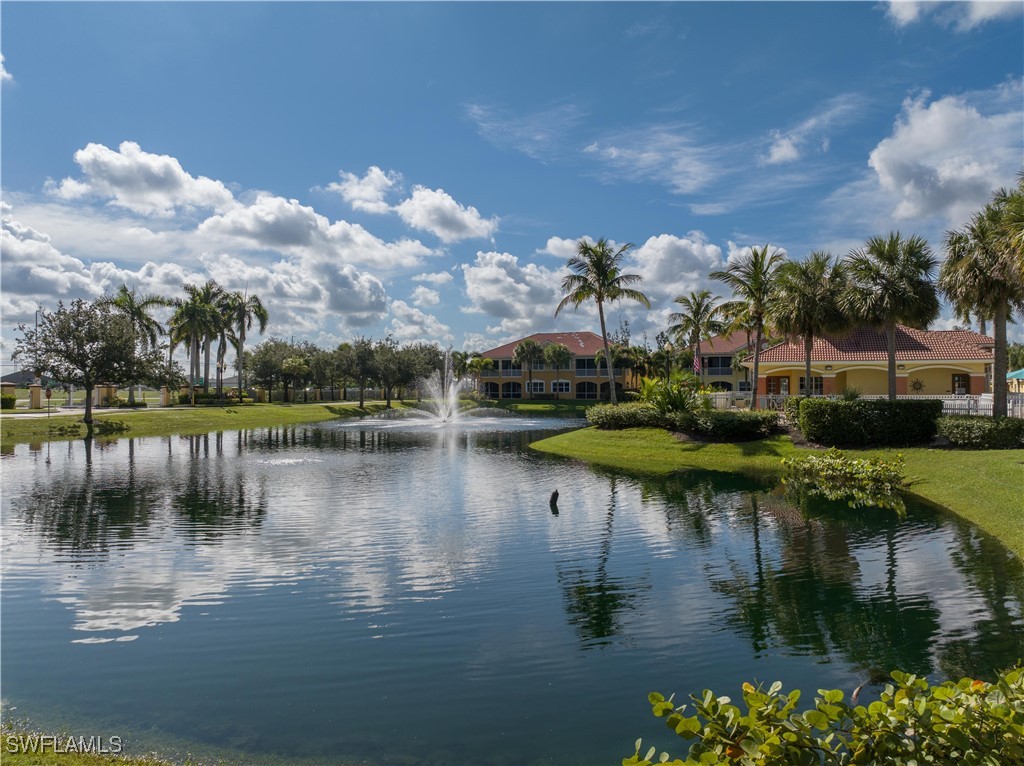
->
[937,415,1024,450]
[625,666,1024,766]
[781,448,906,513]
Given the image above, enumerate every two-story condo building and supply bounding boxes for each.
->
[476,331,627,400]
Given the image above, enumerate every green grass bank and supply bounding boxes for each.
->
[531,427,1024,557]
[0,401,401,447]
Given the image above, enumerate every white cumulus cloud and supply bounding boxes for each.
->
[412,271,454,286]
[885,0,1022,31]
[389,300,453,343]
[325,166,401,214]
[394,186,498,244]
[411,286,440,307]
[46,141,237,217]
[867,83,1022,224]
[1,53,12,83]
[461,250,566,338]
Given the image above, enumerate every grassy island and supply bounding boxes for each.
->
[531,427,1024,557]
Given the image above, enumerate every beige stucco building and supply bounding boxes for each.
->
[744,326,993,397]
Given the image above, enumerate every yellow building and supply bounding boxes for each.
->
[697,332,756,392]
[476,331,628,400]
[746,326,993,397]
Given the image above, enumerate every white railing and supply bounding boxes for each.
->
[705,391,1022,418]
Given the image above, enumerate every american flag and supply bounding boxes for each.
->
[693,349,701,375]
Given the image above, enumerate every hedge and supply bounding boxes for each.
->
[1,393,16,410]
[798,398,942,447]
[938,415,1024,450]
[690,410,782,442]
[587,402,666,429]
[178,392,254,406]
[783,396,805,426]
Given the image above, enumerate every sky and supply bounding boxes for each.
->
[1,1,1022,375]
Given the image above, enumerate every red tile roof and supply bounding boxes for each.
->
[701,332,752,355]
[755,325,994,364]
[478,331,606,359]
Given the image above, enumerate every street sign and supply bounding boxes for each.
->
[45,387,52,400]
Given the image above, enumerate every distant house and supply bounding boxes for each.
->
[1009,369,1024,395]
[475,331,627,400]
[696,332,757,392]
[1,369,38,386]
[746,326,994,397]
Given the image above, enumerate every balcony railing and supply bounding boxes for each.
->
[500,369,522,377]
[575,368,623,378]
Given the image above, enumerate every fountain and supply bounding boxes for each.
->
[418,348,468,422]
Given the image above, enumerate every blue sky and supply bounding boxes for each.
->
[2,1,1022,370]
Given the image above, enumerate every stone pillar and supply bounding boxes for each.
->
[28,383,42,409]
[1,382,16,399]
[160,386,171,406]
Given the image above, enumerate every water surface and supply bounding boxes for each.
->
[3,418,1022,765]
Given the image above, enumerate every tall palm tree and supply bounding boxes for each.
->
[994,172,1024,276]
[512,339,544,398]
[710,244,786,408]
[106,284,173,404]
[667,289,725,387]
[170,285,221,404]
[224,290,269,395]
[844,233,939,401]
[181,280,225,393]
[555,238,651,404]
[941,200,1024,418]
[771,252,848,397]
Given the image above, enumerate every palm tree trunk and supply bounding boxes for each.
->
[887,321,897,401]
[598,301,616,404]
[805,335,814,397]
[993,302,1008,418]
[751,324,763,410]
[204,335,212,394]
[237,329,246,397]
[695,339,702,386]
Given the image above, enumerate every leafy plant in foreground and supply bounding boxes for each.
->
[625,666,1024,766]
[781,448,906,513]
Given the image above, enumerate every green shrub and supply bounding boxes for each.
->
[587,402,666,430]
[938,415,1024,450]
[782,447,906,512]
[690,410,781,442]
[783,396,805,427]
[798,398,942,447]
[1,393,16,410]
[637,374,707,414]
[627,665,1024,766]
[116,400,148,408]
[177,392,252,406]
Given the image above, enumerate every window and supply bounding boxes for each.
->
[952,374,969,395]
[576,381,598,399]
[552,380,570,394]
[704,356,732,375]
[531,361,545,371]
[501,381,522,399]
[799,376,823,395]
[529,380,545,394]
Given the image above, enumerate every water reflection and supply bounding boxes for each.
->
[2,422,1023,765]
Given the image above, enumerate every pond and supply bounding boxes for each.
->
[2,417,1023,765]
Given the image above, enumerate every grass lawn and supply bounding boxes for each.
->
[0,400,401,447]
[485,398,596,418]
[531,427,1024,557]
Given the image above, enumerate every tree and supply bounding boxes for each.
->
[170,283,221,404]
[352,336,376,408]
[941,199,1024,418]
[280,356,309,402]
[555,238,651,404]
[668,290,725,387]
[466,354,495,392]
[247,338,292,397]
[844,233,939,401]
[14,300,138,430]
[771,252,848,397]
[334,343,356,400]
[373,336,401,408]
[224,290,268,395]
[184,280,225,394]
[543,343,574,399]
[710,244,786,408]
[104,284,173,405]
[513,339,545,399]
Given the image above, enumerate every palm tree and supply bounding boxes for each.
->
[224,290,269,395]
[667,289,725,387]
[844,233,939,401]
[544,343,574,399]
[771,252,848,397]
[941,200,1024,418]
[513,339,544,398]
[106,284,173,404]
[710,244,786,408]
[170,285,221,404]
[182,280,225,393]
[555,238,651,404]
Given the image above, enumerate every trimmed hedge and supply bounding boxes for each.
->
[783,396,805,426]
[587,402,666,429]
[798,398,943,447]
[1,393,16,410]
[178,392,254,406]
[690,410,782,442]
[938,415,1024,450]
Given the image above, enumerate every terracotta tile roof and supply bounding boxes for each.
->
[701,332,752,355]
[478,331,605,359]
[755,325,994,364]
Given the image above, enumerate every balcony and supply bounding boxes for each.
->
[500,369,522,377]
